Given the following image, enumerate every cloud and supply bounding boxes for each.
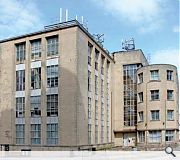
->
[91,0,167,33]
[173,26,180,33]
[0,0,44,40]
[151,49,180,76]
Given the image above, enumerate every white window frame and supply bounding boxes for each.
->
[16,124,25,144]
[30,96,41,117]
[151,110,160,121]
[150,70,159,80]
[149,131,161,143]
[31,124,41,144]
[47,65,58,88]
[16,97,25,118]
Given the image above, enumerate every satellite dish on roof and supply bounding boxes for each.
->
[122,38,135,51]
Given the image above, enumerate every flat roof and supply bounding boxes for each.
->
[0,20,114,62]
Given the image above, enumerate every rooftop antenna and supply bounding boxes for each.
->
[59,8,62,22]
[75,15,78,20]
[65,9,68,21]
[122,38,135,51]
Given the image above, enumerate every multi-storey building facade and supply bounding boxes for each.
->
[0,20,113,151]
[137,64,179,147]
[0,20,179,151]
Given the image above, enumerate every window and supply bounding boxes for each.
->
[95,49,99,70]
[151,70,159,80]
[167,70,173,81]
[167,110,174,120]
[31,40,41,59]
[101,57,105,75]
[101,79,104,97]
[151,90,159,100]
[95,125,98,144]
[31,67,41,89]
[101,102,104,126]
[88,124,91,144]
[139,131,145,142]
[138,92,143,102]
[47,65,58,87]
[167,90,173,100]
[138,111,144,122]
[138,73,143,83]
[88,97,92,119]
[47,36,58,56]
[95,100,98,120]
[88,43,92,66]
[47,123,58,145]
[101,126,104,143]
[47,94,58,116]
[149,131,161,143]
[151,110,160,121]
[88,71,91,92]
[16,124,25,144]
[16,70,25,91]
[16,97,25,118]
[95,75,98,95]
[166,130,174,142]
[16,43,25,62]
[30,96,41,117]
[31,124,41,144]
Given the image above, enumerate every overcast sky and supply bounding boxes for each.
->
[0,0,179,74]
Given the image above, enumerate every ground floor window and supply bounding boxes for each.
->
[16,124,25,144]
[166,130,174,142]
[47,123,58,145]
[138,131,145,142]
[31,124,41,144]
[149,130,161,143]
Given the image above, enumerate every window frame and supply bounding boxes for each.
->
[151,110,160,121]
[150,70,159,80]
[151,90,159,101]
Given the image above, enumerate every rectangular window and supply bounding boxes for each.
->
[101,57,105,75]
[31,124,41,144]
[166,130,174,142]
[151,110,160,121]
[88,43,92,66]
[151,70,159,80]
[16,70,25,91]
[47,65,58,88]
[16,97,25,118]
[31,40,41,59]
[138,73,143,83]
[47,123,58,145]
[16,43,26,62]
[138,131,145,142]
[95,49,99,70]
[167,110,174,120]
[47,36,58,56]
[30,96,41,117]
[138,111,144,122]
[16,124,25,144]
[167,70,173,81]
[138,92,143,102]
[88,97,92,119]
[95,75,98,95]
[101,126,104,143]
[149,131,161,143]
[101,79,104,98]
[95,100,98,122]
[151,90,159,100]
[88,71,91,92]
[31,67,41,89]
[88,124,91,144]
[95,125,98,144]
[167,90,173,100]
[47,94,58,117]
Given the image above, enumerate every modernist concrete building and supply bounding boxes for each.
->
[0,20,179,151]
